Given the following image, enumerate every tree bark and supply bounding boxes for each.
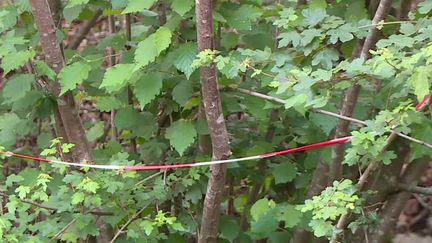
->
[196,0,231,242]
[329,0,393,182]
[368,156,430,243]
[30,0,91,163]
[29,1,112,242]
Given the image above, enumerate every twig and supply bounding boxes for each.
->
[49,216,78,242]
[109,204,150,243]
[67,9,103,50]
[230,87,432,149]
[399,185,432,196]
[133,171,164,188]
[358,20,417,29]
[0,191,113,216]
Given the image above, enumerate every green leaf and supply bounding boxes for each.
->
[134,27,172,70]
[58,62,91,95]
[2,74,34,104]
[418,0,432,14]
[1,49,35,74]
[171,0,194,16]
[409,66,430,101]
[250,210,279,239]
[133,73,163,109]
[309,220,333,238]
[173,43,198,79]
[219,216,240,242]
[278,31,301,48]
[100,64,134,93]
[277,204,302,228]
[15,185,30,199]
[34,60,56,80]
[301,29,322,46]
[226,5,262,31]
[115,107,141,130]
[86,122,105,142]
[66,0,89,8]
[71,192,85,205]
[250,198,276,221]
[165,120,197,155]
[172,80,193,106]
[63,4,85,22]
[123,0,157,14]
[271,162,297,184]
[328,23,355,44]
[140,220,154,235]
[96,96,123,112]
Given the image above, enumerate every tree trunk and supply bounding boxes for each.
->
[30,0,91,163]
[329,0,393,182]
[195,0,231,242]
[29,1,112,242]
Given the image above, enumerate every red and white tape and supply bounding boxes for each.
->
[0,136,353,171]
[0,96,428,171]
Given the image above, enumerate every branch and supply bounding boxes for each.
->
[230,87,432,149]
[67,9,103,50]
[109,204,150,243]
[0,191,113,216]
[399,184,432,196]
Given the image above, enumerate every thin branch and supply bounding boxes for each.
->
[230,87,432,149]
[331,132,399,242]
[399,184,432,196]
[0,191,113,216]
[49,217,78,242]
[109,204,150,243]
[67,9,103,50]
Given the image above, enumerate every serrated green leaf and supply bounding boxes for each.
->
[100,64,134,93]
[86,122,105,142]
[123,0,157,14]
[134,27,172,70]
[172,80,193,106]
[219,216,240,242]
[1,49,35,74]
[278,31,301,48]
[226,5,262,31]
[409,66,430,101]
[15,185,30,199]
[271,162,297,184]
[140,220,154,235]
[96,96,123,112]
[171,0,194,16]
[2,74,34,104]
[250,198,276,221]
[277,204,302,228]
[165,120,197,155]
[173,43,198,79]
[133,73,163,109]
[71,192,85,205]
[63,4,85,22]
[59,62,91,95]
[34,60,56,80]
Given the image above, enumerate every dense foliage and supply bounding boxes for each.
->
[0,0,431,242]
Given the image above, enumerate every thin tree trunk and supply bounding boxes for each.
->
[30,0,91,163]
[329,0,393,182]
[29,1,112,242]
[196,0,231,242]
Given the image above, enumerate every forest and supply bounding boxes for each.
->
[0,0,432,242]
